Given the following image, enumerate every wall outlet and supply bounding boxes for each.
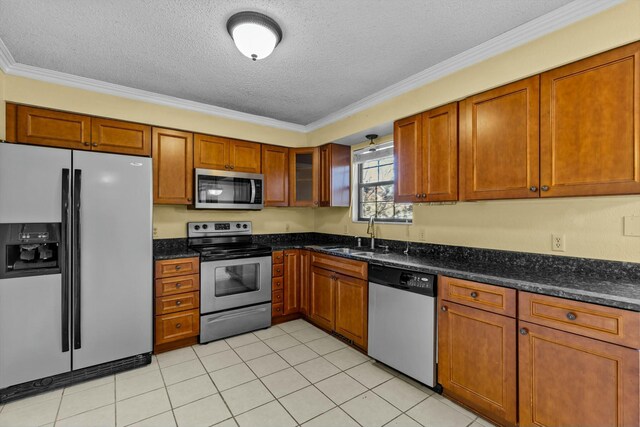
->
[552,234,566,252]
[419,228,426,241]
[623,216,640,237]
[153,227,158,238]
[343,224,349,234]
[285,223,290,232]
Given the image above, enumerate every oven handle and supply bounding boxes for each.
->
[205,306,268,323]
[250,179,256,204]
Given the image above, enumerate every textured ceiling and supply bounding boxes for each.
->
[0,0,573,125]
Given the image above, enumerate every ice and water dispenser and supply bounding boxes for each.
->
[0,223,61,279]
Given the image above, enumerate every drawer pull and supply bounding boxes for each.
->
[519,328,528,335]
[176,323,182,329]
[566,312,577,321]
[176,300,182,306]
[470,291,478,298]
[175,283,181,288]
[175,265,182,270]
[441,306,448,312]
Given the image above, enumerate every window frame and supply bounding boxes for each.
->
[355,155,412,223]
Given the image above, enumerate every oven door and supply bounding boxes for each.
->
[195,169,263,210]
[200,256,272,313]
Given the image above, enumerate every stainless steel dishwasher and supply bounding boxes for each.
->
[367,263,438,388]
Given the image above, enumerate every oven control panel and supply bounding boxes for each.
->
[188,221,252,236]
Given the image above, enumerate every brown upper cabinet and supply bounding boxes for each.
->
[194,134,261,173]
[262,144,289,207]
[394,102,458,203]
[13,104,91,150]
[319,143,351,207]
[91,118,151,156]
[8,104,151,156]
[540,41,640,197]
[152,128,194,205]
[460,76,540,201]
[289,147,320,207]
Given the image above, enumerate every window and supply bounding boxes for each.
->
[355,144,412,222]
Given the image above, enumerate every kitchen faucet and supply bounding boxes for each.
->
[367,217,376,250]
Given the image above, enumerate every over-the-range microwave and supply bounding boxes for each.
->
[194,168,263,210]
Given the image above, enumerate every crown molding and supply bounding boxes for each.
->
[304,0,624,131]
[0,0,623,135]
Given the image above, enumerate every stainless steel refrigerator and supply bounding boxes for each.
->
[0,143,152,396]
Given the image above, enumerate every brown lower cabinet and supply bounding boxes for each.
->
[154,257,200,353]
[518,321,639,427]
[438,278,517,426]
[299,250,311,315]
[334,272,368,350]
[308,266,336,331]
[439,276,640,427]
[284,250,301,315]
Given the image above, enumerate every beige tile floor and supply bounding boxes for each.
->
[0,319,496,427]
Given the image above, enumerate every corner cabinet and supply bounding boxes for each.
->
[459,76,540,201]
[289,147,319,207]
[540,41,640,197]
[319,143,351,207]
[394,103,459,203]
[262,144,289,207]
[152,128,194,204]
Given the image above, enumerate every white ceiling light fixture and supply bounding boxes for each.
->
[227,11,283,61]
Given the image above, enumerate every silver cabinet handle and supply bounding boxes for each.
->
[566,312,577,321]
[176,300,182,306]
[175,265,182,270]
[519,328,528,335]
[176,323,182,329]
[470,291,478,298]
[541,185,549,191]
[529,186,538,192]
[441,306,447,312]
[175,283,182,288]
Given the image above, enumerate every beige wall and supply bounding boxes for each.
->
[153,205,315,239]
[1,2,640,262]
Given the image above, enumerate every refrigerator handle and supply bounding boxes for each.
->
[61,169,70,353]
[73,169,82,350]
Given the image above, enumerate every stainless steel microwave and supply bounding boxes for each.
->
[194,169,264,210]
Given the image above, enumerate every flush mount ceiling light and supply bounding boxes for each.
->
[366,134,378,152]
[227,11,283,61]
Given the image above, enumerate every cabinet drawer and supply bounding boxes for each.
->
[156,292,199,315]
[155,257,199,278]
[272,251,284,264]
[272,264,284,277]
[155,274,200,296]
[272,290,284,304]
[519,292,640,348]
[272,276,283,291]
[440,276,516,317]
[310,252,367,280]
[272,303,284,317]
[155,309,199,345]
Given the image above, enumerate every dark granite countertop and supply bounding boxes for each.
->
[154,233,640,311]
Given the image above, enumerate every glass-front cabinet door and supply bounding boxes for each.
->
[290,147,319,207]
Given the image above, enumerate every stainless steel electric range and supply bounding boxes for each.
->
[187,222,272,343]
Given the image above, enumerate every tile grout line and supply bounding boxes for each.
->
[152,352,180,427]
[195,344,238,427]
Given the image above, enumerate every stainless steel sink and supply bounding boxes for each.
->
[326,247,375,257]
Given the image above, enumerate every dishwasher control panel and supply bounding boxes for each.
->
[369,264,436,297]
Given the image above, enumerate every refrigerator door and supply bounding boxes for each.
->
[71,151,152,370]
[0,143,72,388]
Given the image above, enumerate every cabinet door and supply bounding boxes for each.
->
[394,114,422,203]
[299,250,310,315]
[230,139,261,173]
[262,145,289,206]
[540,41,640,197]
[438,300,517,426]
[335,273,367,350]
[284,250,300,315]
[319,145,331,206]
[152,128,194,204]
[16,105,91,150]
[194,134,229,170]
[309,266,335,330]
[328,144,351,207]
[422,103,458,201]
[460,76,540,200]
[519,321,639,427]
[290,147,319,207]
[91,118,151,156]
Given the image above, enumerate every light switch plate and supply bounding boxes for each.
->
[623,216,640,237]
